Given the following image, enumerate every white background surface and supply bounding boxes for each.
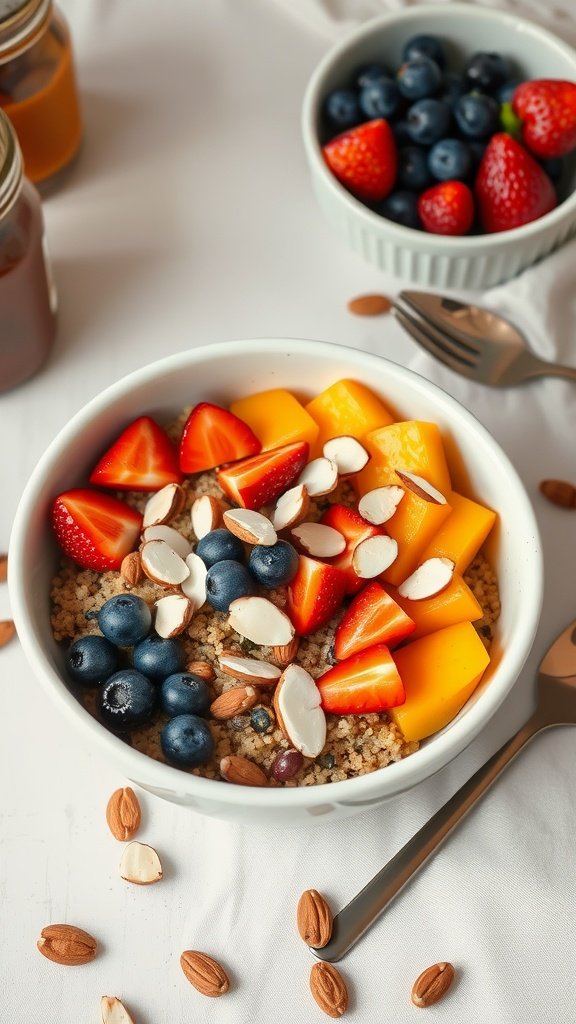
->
[2,2,576,1021]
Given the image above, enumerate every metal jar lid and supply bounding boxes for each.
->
[0,0,52,64]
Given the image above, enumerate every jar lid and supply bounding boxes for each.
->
[0,107,23,217]
[0,0,51,63]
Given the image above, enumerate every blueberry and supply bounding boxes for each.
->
[397,145,433,191]
[66,634,118,687]
[465,52,510,93]
[160,714,214,767]
[132,633,186,680]
[195,528,244,568]
[402,33,445,69]
[496,78,524,104]
[354,61,390,90]
[97,594,152,647]
[317,752,336,769]
[248,540,299,588]
[406,98,451,146]
[98,669,157,731]
[377,190,421,230]
[392,119,412,147]
[250,706,273,733]
[454,92,500,139]
[359,78,400,119]
[440,72,467,110]
[397,56,442,100]
[428,138,472,181]
[160,672,212,718]
[323,88,361,131]
[205,559,256,612]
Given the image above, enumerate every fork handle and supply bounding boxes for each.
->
[530,359,576,382]
[313,714,543,962]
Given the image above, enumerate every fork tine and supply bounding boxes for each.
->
[398,291,482,356]
[395,301,479,365]
[392,307,478,379]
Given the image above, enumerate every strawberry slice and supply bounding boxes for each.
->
[320,504,384,594]
[89,416,182,491]
[322,119,397,204]
[317,644,405,715]
[286,554,347,637]
[334,581,416,660]
[217,441,309,510]
[179,402,261,474]
[51,488,142,572]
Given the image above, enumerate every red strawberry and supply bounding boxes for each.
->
[475,133,556,233]
[316,644,405,715]
[322,118,397,203]
[51,488,142,572]
[334,581,415,661]
[217,441,308,510]
[418,180,475,236]
[320,504,384,594]
[286,554,347,637]
[512,79,576,159]
[179,402,261,474]
[89,416,181,491]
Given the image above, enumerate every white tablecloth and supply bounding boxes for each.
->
[2,2,576,1021]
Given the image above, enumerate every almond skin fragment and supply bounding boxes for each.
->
[120,551,143,587]
[37,924,97,966]
[210,685,259,720]
[186,659,215,682]
[347,293,391,316]
[411,962,455,1008]
[297,889,333,948]
[106,786,141,842]
[0,619,16,647]
[273,636,300,667]
[220,754,268,786]
[0,552,7,582]
[539,479,576,508]
[310,961,348,1018]
[180,950,230,997]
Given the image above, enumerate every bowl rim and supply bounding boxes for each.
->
[301,2,576,249]
[9,338,543,808]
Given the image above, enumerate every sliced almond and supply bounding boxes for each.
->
[291,522,346,558]
[272,636,300,667]
[227,595,295,647]
[0,619,16,648]
[210,685,259,719]
[322,435,369,475]
[119,842,163,885]
[142,524,191,560]
[398,556,455,600]
[352,534,398,578]
[154,593,194,638]
[0,553,7,582]
[220,754,268,787]
[272,484,310,531]
[101,996,136,1024]
[296,457,338,498]
[273,664,326,758]
[186,659,215,682]
[358,485,405,525]
[180,551,208,608]
[395,468,447,505]
[223,508,277,546]
[141,539,190,586]
[142,482,186,528]
[191,494,225,538]
[218,653,282,686]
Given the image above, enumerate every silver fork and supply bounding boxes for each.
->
[391,290,576,387]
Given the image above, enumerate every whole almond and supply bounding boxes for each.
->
[310,962,348,1018]
[273,636,300,667]
[347,293,391,317]
[539,479,576,508]
[297,889,333,948]
[220,754,268,787]
[106,786,141,841]
[37,923,97,966]
[411,962,455,1008]
[186,659,216,682]
[120,551,144,587]
[0,619,15,647]
[0,552,7,582]
[210,686,259,720]
[180,950,230,997]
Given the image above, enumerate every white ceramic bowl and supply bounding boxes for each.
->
[302,4,576,290]
[9,339,542,823]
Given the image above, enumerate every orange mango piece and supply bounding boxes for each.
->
[420,491,497,574]
[390,622,490,742]
[305,379,395,457]
[389,573,483,640]
[379,488,453,586]
[355,420,452,496]
[229,389,319,452]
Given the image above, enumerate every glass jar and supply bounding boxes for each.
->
[0,0,82,192]
[0,107,57,392]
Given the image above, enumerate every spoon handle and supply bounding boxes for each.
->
[313,715,542,962]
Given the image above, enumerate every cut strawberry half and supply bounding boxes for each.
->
[89,416,182,491]
[316,644,405,715]
[334,581,416,660]
[217,441,309,511]
[51,488,143,572]
[286,554,347,637]
[320,503,385,594]
[179,402,261,474]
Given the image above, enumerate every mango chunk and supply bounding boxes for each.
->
[305,379,395,457]
[230,389,319,452]
[390,622,490,742]
[379,488,453,586]
[389,573,483,640]
[420,491,497,574]
[355,420,452,496]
